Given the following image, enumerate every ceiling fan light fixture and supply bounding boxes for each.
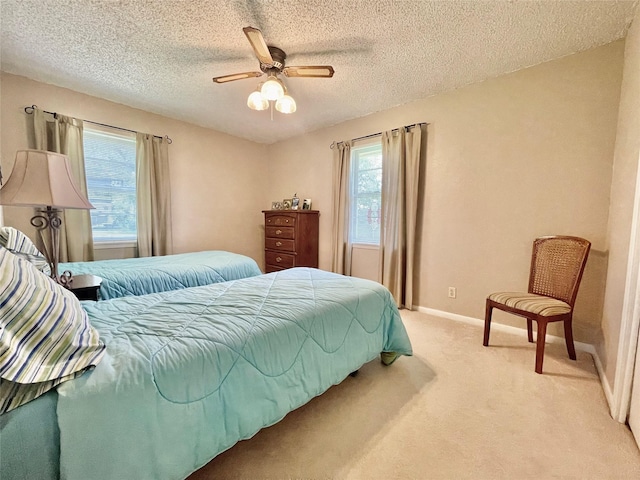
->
[214,27,334,118]
[247,89,269,110]
[261,76,284,101]
[275,94,297,114]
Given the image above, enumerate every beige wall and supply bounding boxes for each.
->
[0,71,3,227]
[0,41,629,352]
[600,10,640,385]
[351,245,380,282]
[266,42,624,344]
[0,73,268,265]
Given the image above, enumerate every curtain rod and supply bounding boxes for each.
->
[330,122,427,149]
[24,105,173,144]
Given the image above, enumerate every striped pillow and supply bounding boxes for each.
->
[0,247,105,414]
[0,226,50,275]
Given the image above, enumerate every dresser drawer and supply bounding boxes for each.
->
[265,251,295,268]
[265,264,287,274]
[265,214,296,227]
[265,238,295,252]
[265,226,295,239]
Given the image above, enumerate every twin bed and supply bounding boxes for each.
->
[0,226,263,300]
[0,248,412,480]
[60,250,263,299]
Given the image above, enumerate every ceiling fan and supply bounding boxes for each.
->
[212,27,335,114]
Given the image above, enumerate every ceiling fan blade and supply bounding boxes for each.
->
[212,71,263,84]
[283,66,335,78]
[243,26,274,66]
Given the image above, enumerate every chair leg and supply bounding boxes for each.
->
[483,301,493,346]
[564,318,577,361]
[527,318,534,343]
[535,320,548,374]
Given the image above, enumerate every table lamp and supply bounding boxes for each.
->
[0,149,94,286]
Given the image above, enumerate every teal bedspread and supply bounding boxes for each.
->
[0,390,59,480]
[60,250,262,299]
[1,268,412,480]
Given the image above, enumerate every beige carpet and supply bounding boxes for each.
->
[189,310,640,479]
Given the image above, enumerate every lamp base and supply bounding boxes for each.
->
[56,270,74,288]
[31,206,74,288]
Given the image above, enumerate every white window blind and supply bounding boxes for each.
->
[83,127,137,243]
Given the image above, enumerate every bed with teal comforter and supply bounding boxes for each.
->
[60,250,262,299]
[0,267,412,480]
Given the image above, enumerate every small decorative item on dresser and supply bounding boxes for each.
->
[271,201,280,210]
[302,198,312,210]
[282,199,292,210]
[291,195,300,210]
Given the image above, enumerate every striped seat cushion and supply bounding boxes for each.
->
[0,226,50,275]
[0,247,105,414]
[488,292,571,316]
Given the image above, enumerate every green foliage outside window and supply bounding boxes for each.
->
[351,143,382,244]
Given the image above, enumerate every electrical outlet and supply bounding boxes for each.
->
[448,287,457,299]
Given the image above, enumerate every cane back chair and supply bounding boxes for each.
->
[483,236,591,374]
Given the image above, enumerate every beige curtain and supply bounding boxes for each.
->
[379,125,423,308]
[32,108,94,262]
[331,141,353,274]
[136,133,172,257]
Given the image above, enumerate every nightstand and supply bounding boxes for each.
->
[69,274,102,301]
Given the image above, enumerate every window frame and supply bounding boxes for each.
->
[349,138,383,246]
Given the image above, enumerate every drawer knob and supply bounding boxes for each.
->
[276,256,282,262]
[275,229,282,235]
[275,241,282,247]
[285,219,289,223]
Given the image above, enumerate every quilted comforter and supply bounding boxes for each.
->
[60,250,262,299]
[51,268,412,480]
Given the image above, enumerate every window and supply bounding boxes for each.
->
[83,127,137,243]
[350,141,382,244]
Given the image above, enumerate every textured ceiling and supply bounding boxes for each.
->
[1,0,638,144]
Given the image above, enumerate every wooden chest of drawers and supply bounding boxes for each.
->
[262,210,319,273]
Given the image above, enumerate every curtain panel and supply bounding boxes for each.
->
[379,125,422,309]
[31,109,94,262]
[331,141,352,274]
[136,133,173,257]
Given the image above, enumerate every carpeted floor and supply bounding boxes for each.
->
[189,310,640,479]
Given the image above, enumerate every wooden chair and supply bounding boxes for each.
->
[483,236,591,374]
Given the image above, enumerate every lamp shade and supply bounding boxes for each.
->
[247,90,269,111]
[261,76,284,101]
[276,94,297,114]
[0,150,94,209]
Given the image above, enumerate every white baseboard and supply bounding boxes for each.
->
[592,349,614,410]
[414,306,614,410]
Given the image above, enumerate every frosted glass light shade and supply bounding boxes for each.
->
[275,94,297,114]
[247,90,268,110]
[261,77,284,101]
